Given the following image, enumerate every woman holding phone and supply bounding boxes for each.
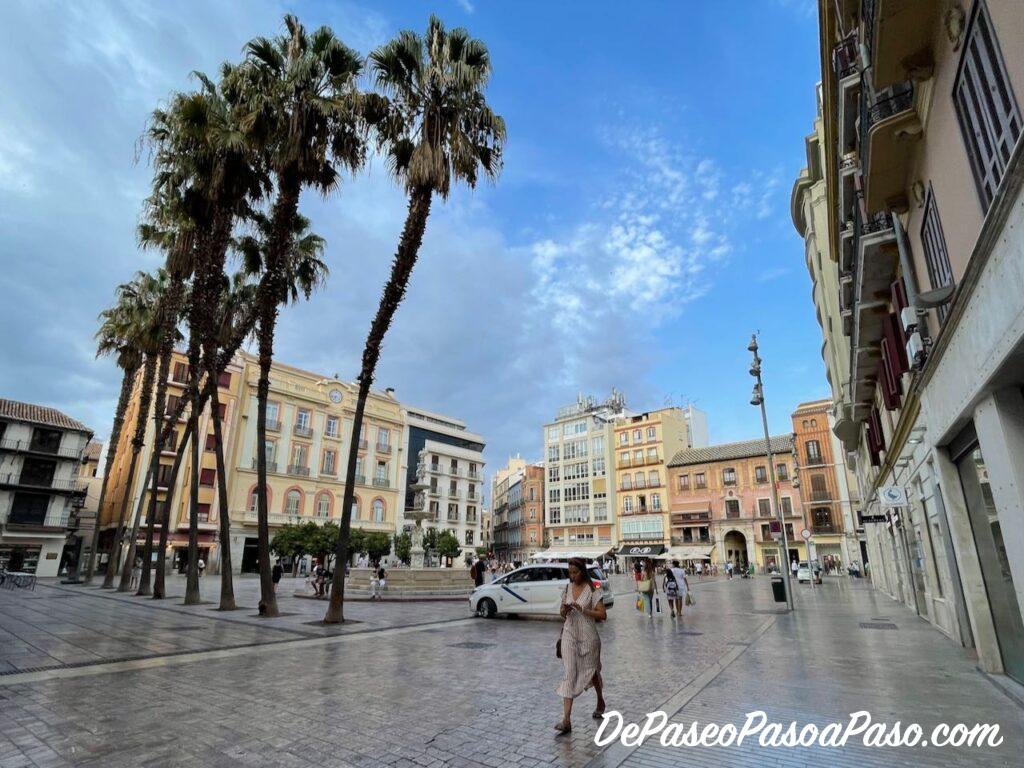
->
[554,558,608,734]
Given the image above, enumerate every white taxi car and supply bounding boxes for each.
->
[470,562,614,618]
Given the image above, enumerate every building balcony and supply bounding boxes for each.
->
[0,438,84,461]
[0,473,86,494]
[467,470,481,480]
[670,535,714,546]
[859,80,921,211]
[293,424,313,439]
[357,439,368,450]
[375,442,391,454]
[355,474,367,486]
[2,507,71,532]
[265,419,281,433]
[670,511,710,524]
[372,478,390,488]
[863,0,939,92]
[251,458,278,473]
[447,513,460,523]
[242,509,299,526]
[287,464,310,477]
[813,522,840,534]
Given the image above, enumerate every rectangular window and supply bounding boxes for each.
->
[619,432,628,445]
[725,499,740,518]
[953,0,1021,211]
[216,402,227,420]
[781,496,793,516]
[679,474,690,491]
[695,472,706,490]
[754,465,767,484]
[204,433,216,452]
[197,503,211,523]
[776,463,788,480]
[646,426,656,441]
[200,468,216,487]
[758,498,772,517]
[217,371,231,389]
[592,456,606,477]
[722,468,737,486]
[172,361,189,383]
[806,440,822,464]
[322,449,336,475]
[325,416,339,438]
[651,493,661,511]
[293,444,308,467]
[295,409,311,432]
[633,429,642,443]
[547,465,560,482]
[920,185,954,324]
[623,496,633,513]
[548,445,560,462]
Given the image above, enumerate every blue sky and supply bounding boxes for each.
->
[0,0,828,479]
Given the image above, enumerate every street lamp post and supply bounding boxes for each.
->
[748,334,795,611]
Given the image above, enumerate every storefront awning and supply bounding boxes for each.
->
[666,545,714,561]
[615,544,667,557]
[530,546,613,561]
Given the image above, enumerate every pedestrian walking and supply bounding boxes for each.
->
[791,558,799,579]
[663,566,679,617]
[554,557,607,734]
[695,561,703,580]
[130,557,142,590]
[636,558,658,617]
[667,559,690,618]
[471,557,485,587]
[272,559,283,594]
[370,564,386,600]
[197,558,206,578]
[725,561,733,579]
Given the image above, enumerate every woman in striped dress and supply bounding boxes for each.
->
[555,558,608,734]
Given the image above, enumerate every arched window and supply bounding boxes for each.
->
[247,486,271,513]
[372,499,385,523]
[284,489,302,515]
[351,497,361,520]
[315,492,332,518]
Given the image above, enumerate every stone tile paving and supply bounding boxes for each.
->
[0,575,1020,767]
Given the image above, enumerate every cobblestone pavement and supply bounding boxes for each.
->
[0,575,1021,767]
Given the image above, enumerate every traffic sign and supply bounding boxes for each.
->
[800,528,811,541]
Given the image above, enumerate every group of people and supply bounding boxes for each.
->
[468,556,521,586]
[631,558,693,618]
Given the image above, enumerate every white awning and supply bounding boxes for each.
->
[666,545,715,561]
[530,546,613,561]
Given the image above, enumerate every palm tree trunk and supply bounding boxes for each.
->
[254,178,302,617]
[103,356,156,588]
[82,365,137,584]
[206,373,236,610]
[254,306,280,617]
[183,332,203,605]
[324,186,433,624]
[153,422,190,599]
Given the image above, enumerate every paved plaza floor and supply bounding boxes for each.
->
[0,574,1021,767]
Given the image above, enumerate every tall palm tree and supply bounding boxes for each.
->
[234,14,363,616]
[82,272,157,584]
[324,17,504,623]
[99,270,166,589]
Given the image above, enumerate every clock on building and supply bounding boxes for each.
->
[329,388,343,404]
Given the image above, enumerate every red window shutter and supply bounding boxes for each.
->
[205,434,216,451]
[217,372,231,389]
[200,468,216,486]
[217,403,227,420]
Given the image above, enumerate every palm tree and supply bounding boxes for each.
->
[324,16,505,623]
[98,270,165,589]
[82,272,157,584]
[234,15,363,616]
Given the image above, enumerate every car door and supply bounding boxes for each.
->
[542,566,571,614]
[497,568,536,613]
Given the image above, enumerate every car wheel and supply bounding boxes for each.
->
[478,598,497,618]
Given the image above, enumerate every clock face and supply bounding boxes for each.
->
[329,389,342,404]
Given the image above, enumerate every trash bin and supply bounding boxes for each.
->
[770,575,787,603]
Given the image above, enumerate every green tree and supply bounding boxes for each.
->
[393,532,411,565]
[236,14,365,618]
[436,530,462,562]
[364,531,392,564]
[325,16,505,624]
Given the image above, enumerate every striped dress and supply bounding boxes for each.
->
[556,585,603,699]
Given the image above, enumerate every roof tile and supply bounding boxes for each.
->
[668,435,793,467]
[0,398,91,433]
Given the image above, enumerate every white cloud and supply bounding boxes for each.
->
[455,0,476,13]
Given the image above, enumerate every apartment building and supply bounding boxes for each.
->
[803,0,1024,684]
[400,407,485,560]
[613,405,709,558]
[667,435,805,570]
[520,464,545,561]
[0,399,92,576]
[101,351,245,572]
[541,392,627,559]
[791,400,860,568]
[490,456,526,562]
[102,351,405,573]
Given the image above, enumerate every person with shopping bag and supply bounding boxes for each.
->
[636,557,658,618]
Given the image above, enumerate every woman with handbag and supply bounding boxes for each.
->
[554,557,607,734]
[667,559,691,618]
[636,558,658,618]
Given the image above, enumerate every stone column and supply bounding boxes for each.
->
[932,445,1004,674]
[972,388,1024,622]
